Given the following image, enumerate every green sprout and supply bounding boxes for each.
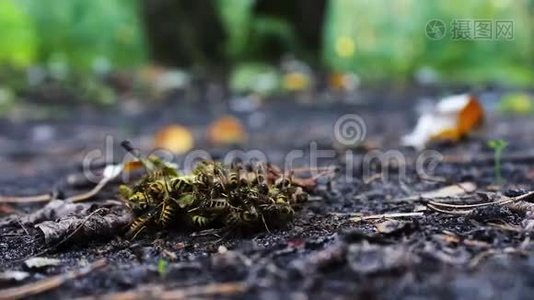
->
[157,258,168,278]
[487,139,508,184]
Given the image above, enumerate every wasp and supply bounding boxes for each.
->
[225,206,260,228]
[118,141,311,239]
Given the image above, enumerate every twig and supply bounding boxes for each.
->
[66,177,112,203]
[0,164,123,205]
[0,194,51,204]
[427,203,470,215]
[16,218,30,236]
[427,191,534,214]
[443,151,534,165]
[468,248,524,269]
[350,212,424,222]
[162,281,247,299]
[0,259,106,300]
[90,281,248,300]
[427,197,511,209]
[516,191,534,202]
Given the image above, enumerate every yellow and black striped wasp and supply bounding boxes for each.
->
[118,141,310,239]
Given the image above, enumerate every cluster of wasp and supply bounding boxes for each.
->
[118,142,308,239]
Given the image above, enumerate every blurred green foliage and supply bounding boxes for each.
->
[323,0,534,85]
[230,62,280,95]
[0,0,37,67]
[216,0,255,60]
[499,92,534,114]
[216,0,298,61]
[0,0,532,86]
[0,0,146,72]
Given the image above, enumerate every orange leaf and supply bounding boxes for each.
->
[403,94,485,149]
[123,160,144,173]
[328,72,345,90]
[457,95,484,136]
[207,116,247,146]
[154,124,195,154]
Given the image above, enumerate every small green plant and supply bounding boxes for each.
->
[487,139,508,184]
[157,258,168,278]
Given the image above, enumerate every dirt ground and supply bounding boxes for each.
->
[1,87,534,299]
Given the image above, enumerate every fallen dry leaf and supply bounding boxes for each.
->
[24,257,61,269]
[0,200,90,226]
[123,160,144,174]
[374,220,410,234]
[420,182,476,199]
[154,124,194,154]
[402,94,484,149]
[35,207,132,245]
[207,116,247,146]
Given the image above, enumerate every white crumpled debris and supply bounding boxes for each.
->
[24,257,61,269]
[402,94,483,150]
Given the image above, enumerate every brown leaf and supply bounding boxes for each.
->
[35,207,132,245]
[420,182,476,199]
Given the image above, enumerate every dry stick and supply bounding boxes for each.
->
[350,212,425,222]
[443,151,534,165]
[66,176,113,203]
[516,191,534,202]
[426,204,470,215]
[16,218,30,236]
[0,259,106,300]
[0,165,122,204]
[0,193,51,204]
[428,191,534,212]
[468,247,524,269]
[161,281,247,299]
[93,281,248,300]
[427,197,512,209]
